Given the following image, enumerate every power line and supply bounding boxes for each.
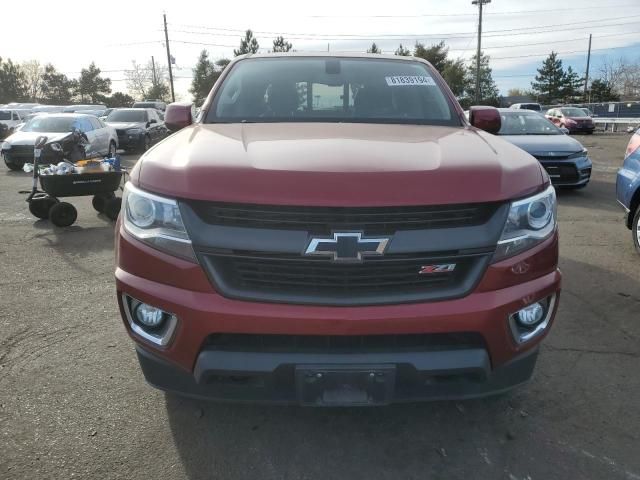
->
[307,3,640,18]
[169,14,640,40]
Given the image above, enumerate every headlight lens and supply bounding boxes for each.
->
[0,141,11,150]
[566,148,588,159]
[494,185,557,261]
[122,182,196,261]
[126,128,144,135]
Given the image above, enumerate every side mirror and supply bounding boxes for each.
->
[165,102,193,132]
[469,106,501,134]
[148,119,157,124]
[560,127,570,134]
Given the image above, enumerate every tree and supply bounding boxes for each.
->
[125,60,170,102]
[588,78,619,102]
[464,52,499,105]
[21,60,43,102]
[107,92,136,108]
[443,58,468,97]
[530,52,565,104]
[234,30,260,56]
[190,50,216,106]
[413,41,449,72]
[0,57,27,103]
[367,43,381,54]
[272,36,293,52]
[394,44,411,56]
[39,64,75,104]
[76,62,111,103]
[216,58,231,69]
[561,66,583,102]
[507,88,528,97]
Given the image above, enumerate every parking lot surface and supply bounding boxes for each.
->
[1,136,639,480]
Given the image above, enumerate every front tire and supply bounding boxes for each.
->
[633,207,640,255]
[4,157,23,171]
[140,135,150,153]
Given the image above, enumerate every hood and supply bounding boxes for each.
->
[4,130,71,146]
[498,134,585,156]
[136,123,544,206]
[106,122,145,130]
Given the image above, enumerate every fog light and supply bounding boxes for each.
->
[135,303,165,328]
[515,302,544,327]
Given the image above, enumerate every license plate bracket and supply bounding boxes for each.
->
[295,365,396,406]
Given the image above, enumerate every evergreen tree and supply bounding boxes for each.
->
[561,66,583,102]
[531,52,565,104]
[39,64,75,104]
[367,43,381,54]
[413,42,449,72]
[190,50,216,106]
[272,36,293,52]
[107,92,136,108]
[216,58,231,69]
[588,78,620,102]
[394,44,411,56]
[76,62,111,103]
[0,57,27,103]
[443,58,468,97]
[234,30,260,56]
[464,52,499,105]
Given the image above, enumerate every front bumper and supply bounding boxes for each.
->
[116,224,561,404]
[540,156,592,187]
[116,133,143,150]
[136,342,540,405]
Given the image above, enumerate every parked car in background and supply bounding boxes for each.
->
[510,103,543,112]
[497,109,591,188]
[1,113,117,170]
[0,122,8,140]
[115,53,561,405]
[100,108,114,120]
[105,108,167,152]
[63,104,107,113]
[132,100,166,112]
[32,105,66,114]
[75,109,107,118]
[616,128,640,254]
[579,107,596,117]
[4,103,40,110]
[545,107,594,134]
[0,108,29,134]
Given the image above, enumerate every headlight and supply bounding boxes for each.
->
[126,128,144,135]
[494,185,557,261]
[0,141,11,150]
[122,182,196,261]
[567,148,587,159]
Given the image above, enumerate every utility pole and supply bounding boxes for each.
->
[472,0,490,104]
[163,13,175,102]
[151,56,157,88]
[583,33,592,101]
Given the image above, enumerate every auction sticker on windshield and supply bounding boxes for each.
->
[385,76,435,86]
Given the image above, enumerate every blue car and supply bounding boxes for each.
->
[497,109,592,188]
[616,129,640,254]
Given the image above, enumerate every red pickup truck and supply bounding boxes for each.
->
[115,53,560,406]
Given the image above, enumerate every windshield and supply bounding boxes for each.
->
[560,107,587,117]
[207,57,458,125]
[498,112,562,135]
[0,111,12,120]
[22,116,77,133]
[107,110,147,122]
[521,104,541,111]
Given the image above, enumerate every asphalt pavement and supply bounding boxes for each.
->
[0,137,639,480]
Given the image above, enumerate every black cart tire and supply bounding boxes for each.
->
[49,202,77,227]
[92,192,115,213]
[104,197,122,221]
[29,197,58,219]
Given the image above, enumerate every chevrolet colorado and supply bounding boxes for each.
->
[115,53,561,406]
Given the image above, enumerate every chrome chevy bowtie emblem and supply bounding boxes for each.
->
[304,232,389,263]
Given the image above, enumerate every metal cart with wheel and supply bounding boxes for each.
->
[25,135,126,227]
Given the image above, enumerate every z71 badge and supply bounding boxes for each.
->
[418,264,457,274]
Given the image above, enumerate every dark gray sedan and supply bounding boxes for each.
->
[497,109,591,188]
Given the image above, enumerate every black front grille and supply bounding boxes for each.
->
[200,249,492,306]
[189,201,499,235]
[204,332,486,353]
[541,162,579,183]
[6,144,33,160]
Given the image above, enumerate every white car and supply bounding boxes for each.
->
[0,109,30,135]
[1,113,118,171]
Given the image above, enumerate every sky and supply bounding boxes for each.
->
[2,0,640,100]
